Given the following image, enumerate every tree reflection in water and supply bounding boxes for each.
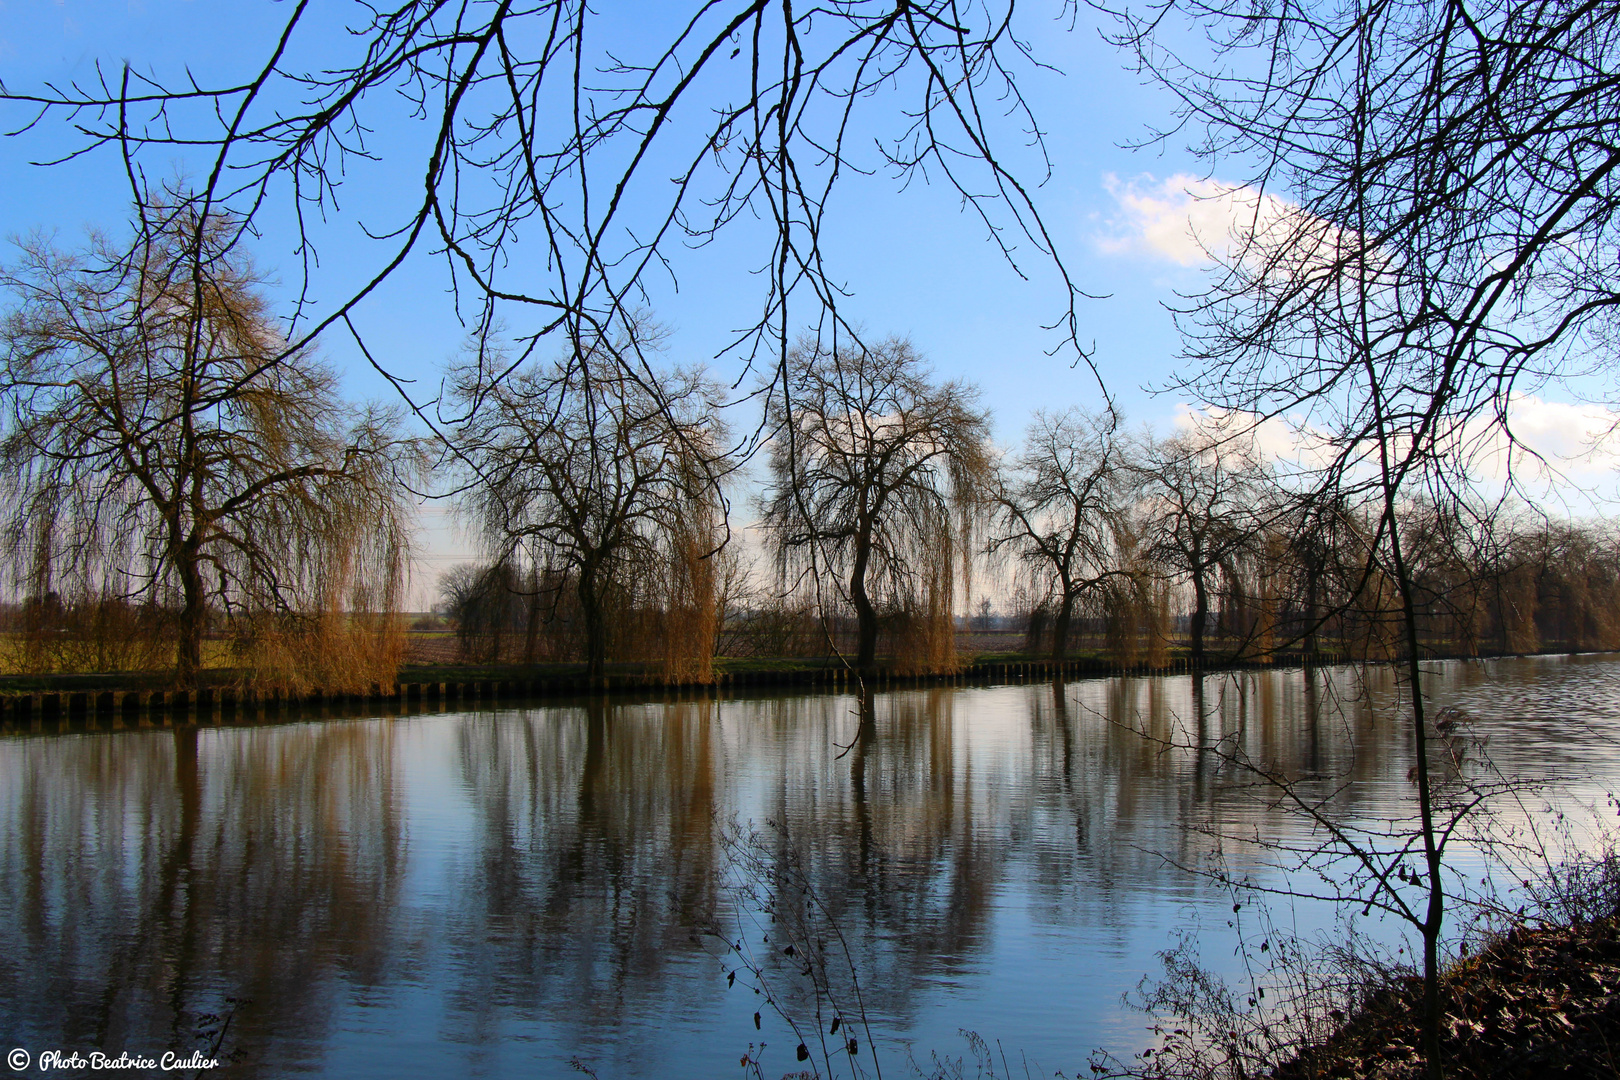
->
[439,697,726,1052]
[0,656,1612,1077]
[0,721,405,1075]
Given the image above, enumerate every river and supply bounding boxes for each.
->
[3,655,1618,1078]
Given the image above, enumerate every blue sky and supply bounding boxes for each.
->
[0,2,1206,426]
[4,1,1615,599]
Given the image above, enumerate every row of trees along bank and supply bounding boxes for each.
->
[444,355,1620,676]
[5,196,1619,691]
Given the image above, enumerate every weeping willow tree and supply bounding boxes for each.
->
[449,319,731,681]
[0,193,422,689]
[1487,516,1620,655]
[761,334,992,673]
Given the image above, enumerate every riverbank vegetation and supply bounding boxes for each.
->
[1082,843,1620,1080]
[8,205,1614,693]
[0,195,424,694]
[1,6,1616,703]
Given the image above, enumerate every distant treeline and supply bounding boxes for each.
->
[437,494,1620,673]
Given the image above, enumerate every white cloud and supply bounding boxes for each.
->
[1097,173,1362,284]
[1169,403,1334,469]
[1173,395,1620,508]
[1097,173,1293,266]
[1460,395,1620,498]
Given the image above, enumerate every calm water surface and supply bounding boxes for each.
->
[3,656,1619,1078]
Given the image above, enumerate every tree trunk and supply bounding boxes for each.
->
[1051,589,1075,666]
[1190,562,1209,668]
[175,545,206,690]
[579,564,607,681]
[850,534,878,672]
[1223,562,1248,654]
[1387,504,1446,1080]
[523,566,541,663]
[1303,564,1321,664]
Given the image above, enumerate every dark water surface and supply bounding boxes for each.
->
[3,656,1619,1078]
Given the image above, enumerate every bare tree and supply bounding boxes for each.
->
[1266,488,1369,664]
[761,334,991,673]
[1137,428,1268,667]
[438,561,528,664]
[1,3,1098,434]
[990,407,1136,664]
[449,319,730,680]
[0,194,422,689]
[1109,0,1620,454]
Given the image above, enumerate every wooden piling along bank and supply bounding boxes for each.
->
[0,654,1280,732]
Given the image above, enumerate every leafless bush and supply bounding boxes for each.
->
[1525,826,1620,928]
[1087,899,1408,1080]
[711,819,883,1080]
[719,598,830,660]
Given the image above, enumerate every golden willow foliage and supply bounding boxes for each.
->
[448,319,731,681]
[761,334,992,674]
[1184,501,1620,664]
[654,502,724,683]
[1097,522,1170,669]
[887,533,961,675]
[236,611,408,697]
[0,193,423,689]
[1165,502,1620,666]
